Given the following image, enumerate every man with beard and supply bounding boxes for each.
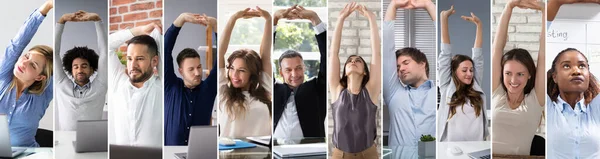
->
[383,0,437,146]
[164,13,217,145]
[54,11,106,131]
[108,22,163,148]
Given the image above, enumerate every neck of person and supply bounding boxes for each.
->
[75,79,90,87]
[506,90,525,105]
[184,81,200,89]
[14,77,34,96]
[559,91,585,109]
[347,74,364,95]
[410,76,428,88]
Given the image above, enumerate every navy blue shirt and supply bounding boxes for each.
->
[164,24,217,145]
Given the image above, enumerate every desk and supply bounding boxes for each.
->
[12,147,52,159]
[55,131,107,159]
[272,138,326,159]
[220,138,271,159]
[437,141,490,159]
[163,146,186,159]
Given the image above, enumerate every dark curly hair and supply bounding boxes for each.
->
[62,46,99,76]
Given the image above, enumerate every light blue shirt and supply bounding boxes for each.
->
[382,20,436,146]
[0,9,52,147]
[547,95,600,159]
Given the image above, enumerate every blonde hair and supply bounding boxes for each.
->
[10,45,53,94]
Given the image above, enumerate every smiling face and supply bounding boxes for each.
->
[503,60,531,94]
[553,50,590,94]
[280,56,305,88]
[455,60,474,85]
[397,55,426,85]
[228,58,251,89]
[179,57,203,88]
[14,51,47,82]
[126,43,157,84]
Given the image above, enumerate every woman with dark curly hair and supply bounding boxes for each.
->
[218,7,272,138]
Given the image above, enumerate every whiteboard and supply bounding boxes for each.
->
[547,5,600,76]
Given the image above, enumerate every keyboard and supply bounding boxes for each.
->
[468,149,491,159]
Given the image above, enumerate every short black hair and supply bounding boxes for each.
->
[278,50,303,68]
[127,35,159,57]
[395,47,429,77]
[176,48,201,66]
[62,46,99,75]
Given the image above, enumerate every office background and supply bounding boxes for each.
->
[0,0,54,131]
[437,0,491,110]
[165,0,217,79]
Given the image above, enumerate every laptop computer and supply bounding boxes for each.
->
[174,126,217,159]
[110,144,162,159]
[273,143,326,158]
[468,148,491,159]
[0,115,25,158]
[73,120,108,153]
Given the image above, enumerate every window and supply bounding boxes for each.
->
[218,0,273,59]
[272,0,327,82]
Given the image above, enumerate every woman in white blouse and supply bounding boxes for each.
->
[491,0,545,155]
[437,5,488,142]
[218,7,272,138]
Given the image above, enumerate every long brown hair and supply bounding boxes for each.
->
[500,48,536,95]
[221,49,271,120]
[10,45,53,95]
[547,48,600,105]
[448,55,483,119]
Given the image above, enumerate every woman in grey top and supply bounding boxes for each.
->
[328,2,380,159]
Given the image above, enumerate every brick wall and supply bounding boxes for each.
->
[491,0,545,136]
[327,0,382,155]
[110,0,163,52]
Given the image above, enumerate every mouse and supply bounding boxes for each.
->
[219,137,236,146]
[447,146,463,156]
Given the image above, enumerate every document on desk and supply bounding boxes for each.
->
[273,143,327,157]
[246,136,271,145]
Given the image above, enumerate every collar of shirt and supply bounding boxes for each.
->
[72,79,92,90]
[556,95,587,114]
[405,80,432,90]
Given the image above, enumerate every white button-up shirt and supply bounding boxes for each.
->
[108,29,163,148]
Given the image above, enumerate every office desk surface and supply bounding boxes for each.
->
[55,131,107,159]
[437,141,490,159]
[273,137,326,159]
[383,146,435,159]
[164,138,271,159]
[12,147,52,159]
[220,138,271,159]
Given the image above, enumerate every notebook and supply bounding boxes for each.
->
[218,140,257,150]
[273,143,326,158]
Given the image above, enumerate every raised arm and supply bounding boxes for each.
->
[94,20,107,84]
[547,0,600,21]
[255,6,273,77]
[493,0,541,91]
[54,17,67,81]
[289,6,326,84]
[536,4,546,106]
[219,8,255,69]
[382,1,401,105]
[412,0,436,21]
[357,4,381,101]
[1,2,49,77]
[437,5,455,90]
[165,13,203,84]
[462,12,483,84]
[329,2,357,101]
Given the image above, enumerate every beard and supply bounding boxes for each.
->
[75,73,90,84]
[129,66,153,83]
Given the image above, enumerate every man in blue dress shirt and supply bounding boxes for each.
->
[164,13,218,145]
